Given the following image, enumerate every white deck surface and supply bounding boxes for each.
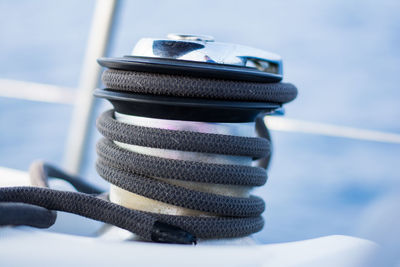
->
[0,166,379,266]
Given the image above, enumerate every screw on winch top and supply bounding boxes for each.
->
[167,33,215,42]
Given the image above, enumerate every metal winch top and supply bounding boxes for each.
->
[132,33,282,76]
[98,34,283,82]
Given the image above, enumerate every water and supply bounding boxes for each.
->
[0,0,399,255]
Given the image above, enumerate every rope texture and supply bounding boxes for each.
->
[96,109,268,238]
[0,187,157,240]
[102,69,298,104]
[0,69,298,241]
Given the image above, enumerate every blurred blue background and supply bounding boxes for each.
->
[0,0,399,252]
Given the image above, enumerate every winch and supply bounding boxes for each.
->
[0,34,297,245]
[95,33,293,122]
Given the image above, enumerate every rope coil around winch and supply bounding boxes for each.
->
[0,68,297,243]
[93,68,297,239]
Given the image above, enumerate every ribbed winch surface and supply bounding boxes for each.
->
[95,68,297,239]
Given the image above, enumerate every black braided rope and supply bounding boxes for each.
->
[102,69,298,104]
[0,68,297,241]
[0,202,56,229]
[96,161,265,217]
[97,138,267,186]
[0,187,158,241]
[95,109,269,238]
[97,110,271,159]
[151,212,264,239]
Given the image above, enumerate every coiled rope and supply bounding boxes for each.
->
[96,110,268,238]
[0,69,297,243]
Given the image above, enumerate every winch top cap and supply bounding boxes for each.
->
[132,33,283,76]
[98,33,284,82]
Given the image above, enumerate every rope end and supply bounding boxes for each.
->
[151,221,197,245]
